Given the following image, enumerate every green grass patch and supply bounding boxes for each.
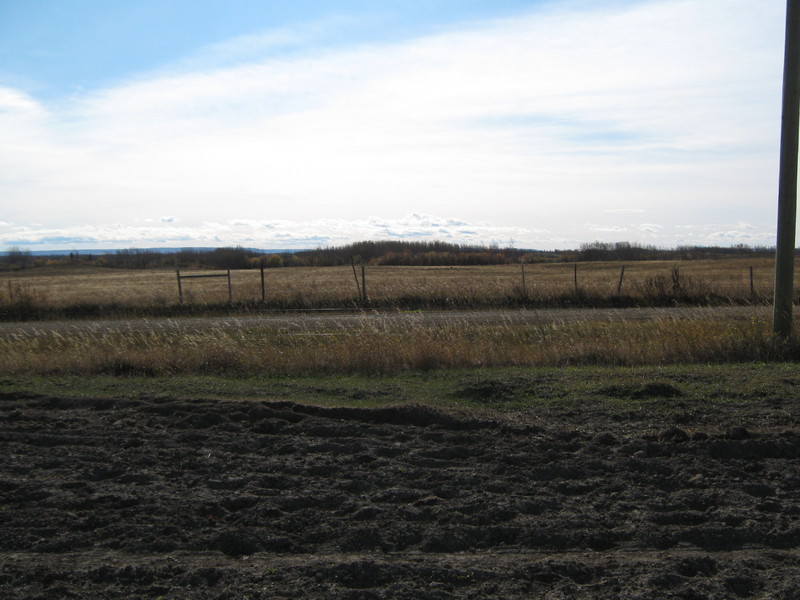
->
[2,362,797,416]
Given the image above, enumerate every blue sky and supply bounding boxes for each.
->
[0,0,789,251]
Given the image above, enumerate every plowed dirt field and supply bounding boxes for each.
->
[2,392,799,599]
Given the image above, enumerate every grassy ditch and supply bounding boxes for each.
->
[1,363,798,420]
[1,311,797,377]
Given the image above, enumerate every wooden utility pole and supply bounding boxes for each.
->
[774,0,800,337]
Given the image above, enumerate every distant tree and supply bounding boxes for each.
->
[265,254,284,268]
[114,248,162,269]
[3,246,33,269]
[208,246,251,270]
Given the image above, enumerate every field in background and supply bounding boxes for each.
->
[0,257,786,319]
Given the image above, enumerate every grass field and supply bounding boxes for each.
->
[1,257,797,379]
[0,257,786,319]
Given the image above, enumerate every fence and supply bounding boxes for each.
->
[176,268,270,304]
[0,260,788,317]
[171,261,782,308]
[176,269,232,304]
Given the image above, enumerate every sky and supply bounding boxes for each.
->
[0,0,790,251]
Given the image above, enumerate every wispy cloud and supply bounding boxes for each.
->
[0,0,786,250]
[174,16,357,71]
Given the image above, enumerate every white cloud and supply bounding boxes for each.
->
[0,214,545,250]
[0,0,788,249]
[588,225,630,233]
[0,88,47,118]
[638,223,663,233]
[1,212,778,252]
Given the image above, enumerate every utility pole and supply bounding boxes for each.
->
[774,0,800,337]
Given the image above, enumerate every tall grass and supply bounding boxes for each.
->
[1,312,796,376]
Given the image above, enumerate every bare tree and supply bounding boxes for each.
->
[4,246,32,269]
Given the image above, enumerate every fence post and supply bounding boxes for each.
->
[573,264,578,293]
[361,265,368,305]
[227,269,232,304]
[520,263,527,299]
[617,265,626,295]
[176,269,183,303]
[351,257,361,299]
[261,266,266,303]
[750,266,755,296]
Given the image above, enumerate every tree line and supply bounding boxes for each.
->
[567,241,774,262]
[1,240,779,271]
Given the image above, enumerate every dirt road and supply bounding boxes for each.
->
[2,390,798,599]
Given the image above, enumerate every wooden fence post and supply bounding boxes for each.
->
[351,257,361,299]
[750,266,755,296]
[361,265,368,305]
[227,270,232,304]
[573,264,578,293]
[617,265,626,295]
[260,266,266,303]
[176,269,183,303]
[520,263,527,299]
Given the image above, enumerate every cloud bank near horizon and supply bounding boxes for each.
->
[0,213,774,252]
[0,0,787,251]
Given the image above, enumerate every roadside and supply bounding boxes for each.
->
[2,362,799,425]
[0,306,772,337]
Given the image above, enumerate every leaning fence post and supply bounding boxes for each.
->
[617,265,626,295]
[176,269,183,303]
[351,257,361,299]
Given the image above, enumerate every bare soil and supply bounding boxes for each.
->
[1,390,799,599]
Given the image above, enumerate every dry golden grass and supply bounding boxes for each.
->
[2,258,793,377]
[0,310,794,377]
[0,257,786,316]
